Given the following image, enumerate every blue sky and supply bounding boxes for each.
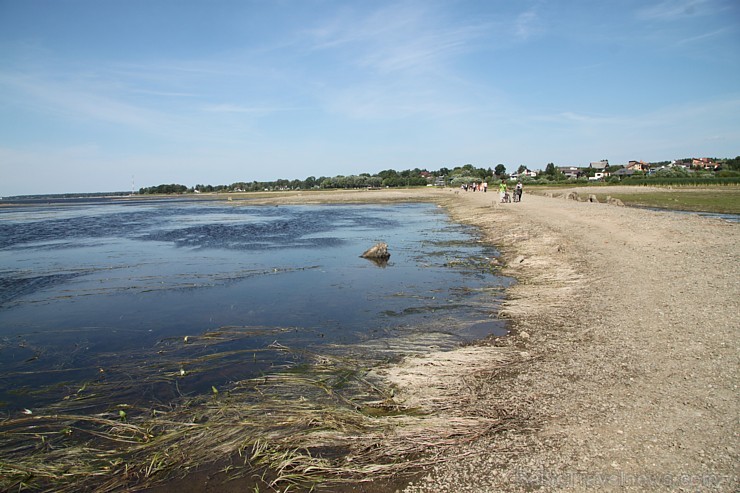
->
[1,0,738,195]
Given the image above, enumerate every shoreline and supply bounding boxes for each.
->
[162,186,738,491]
[397,187,738,492]
[144,186,737,492]
[5,187,735,492]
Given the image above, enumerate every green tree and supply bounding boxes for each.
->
[725,156,740,171]
[494,164,506,176]
[450,174,477,187]
[139,184,188,194]
[545,162,556,177]
[377,169,399,185]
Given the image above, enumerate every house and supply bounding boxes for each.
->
[612,168,636,178]
[588,160,610,181]
[588,172,607,181]
[557,166,581,179]
[510,168,538,180]
[692,157,717,170]
[589,160,609,171]
[627,160,649,172]
[669,160,690,170]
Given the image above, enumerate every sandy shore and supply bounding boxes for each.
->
[231,186,737,491]
[369,186,736,493]
[239,186,738,491]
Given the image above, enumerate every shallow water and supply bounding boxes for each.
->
[0,199,510,411]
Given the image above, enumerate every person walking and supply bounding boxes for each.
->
[498,180,508,203]
[515,181,523,202]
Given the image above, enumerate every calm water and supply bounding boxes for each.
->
[0,199,510,411]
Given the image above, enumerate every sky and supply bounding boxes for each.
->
[0,0,739,196]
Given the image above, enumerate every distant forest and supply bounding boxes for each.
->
[139,157,740,195]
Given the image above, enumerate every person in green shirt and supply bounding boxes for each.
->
[498,180,508,203]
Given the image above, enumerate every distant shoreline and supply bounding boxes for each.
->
[4,184,738,215]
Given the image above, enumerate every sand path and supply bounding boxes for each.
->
[246,186,738,491]
[393,187,738,492]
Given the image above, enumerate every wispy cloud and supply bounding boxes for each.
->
[639,95,740,126]
[527,110,624,126]
[129,89,199,98]
[294,2,497,121]
[531,94,740,128]
[201,103,297,115]
[326,82,474,120]
[636,0,716,21]
[514,7,542,40]
[304,3,488,75]
[674,26,730,45]
[0,71,173,132]
[360,25,485,74]
[0,59,291,144]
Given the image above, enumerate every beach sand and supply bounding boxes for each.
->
[262,186,738,492]
[387,186,738,492]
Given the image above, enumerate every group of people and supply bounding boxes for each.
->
[458,179,523,203]
[498,180,523,203]
[460,182,488,192]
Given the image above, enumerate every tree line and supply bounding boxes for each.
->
[138,157,740,195]
[138,165,493,195]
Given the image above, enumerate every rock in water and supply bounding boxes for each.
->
[361,242,391,259]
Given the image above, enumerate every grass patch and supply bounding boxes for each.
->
[593,188,740,214]
[530,185,740,214]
